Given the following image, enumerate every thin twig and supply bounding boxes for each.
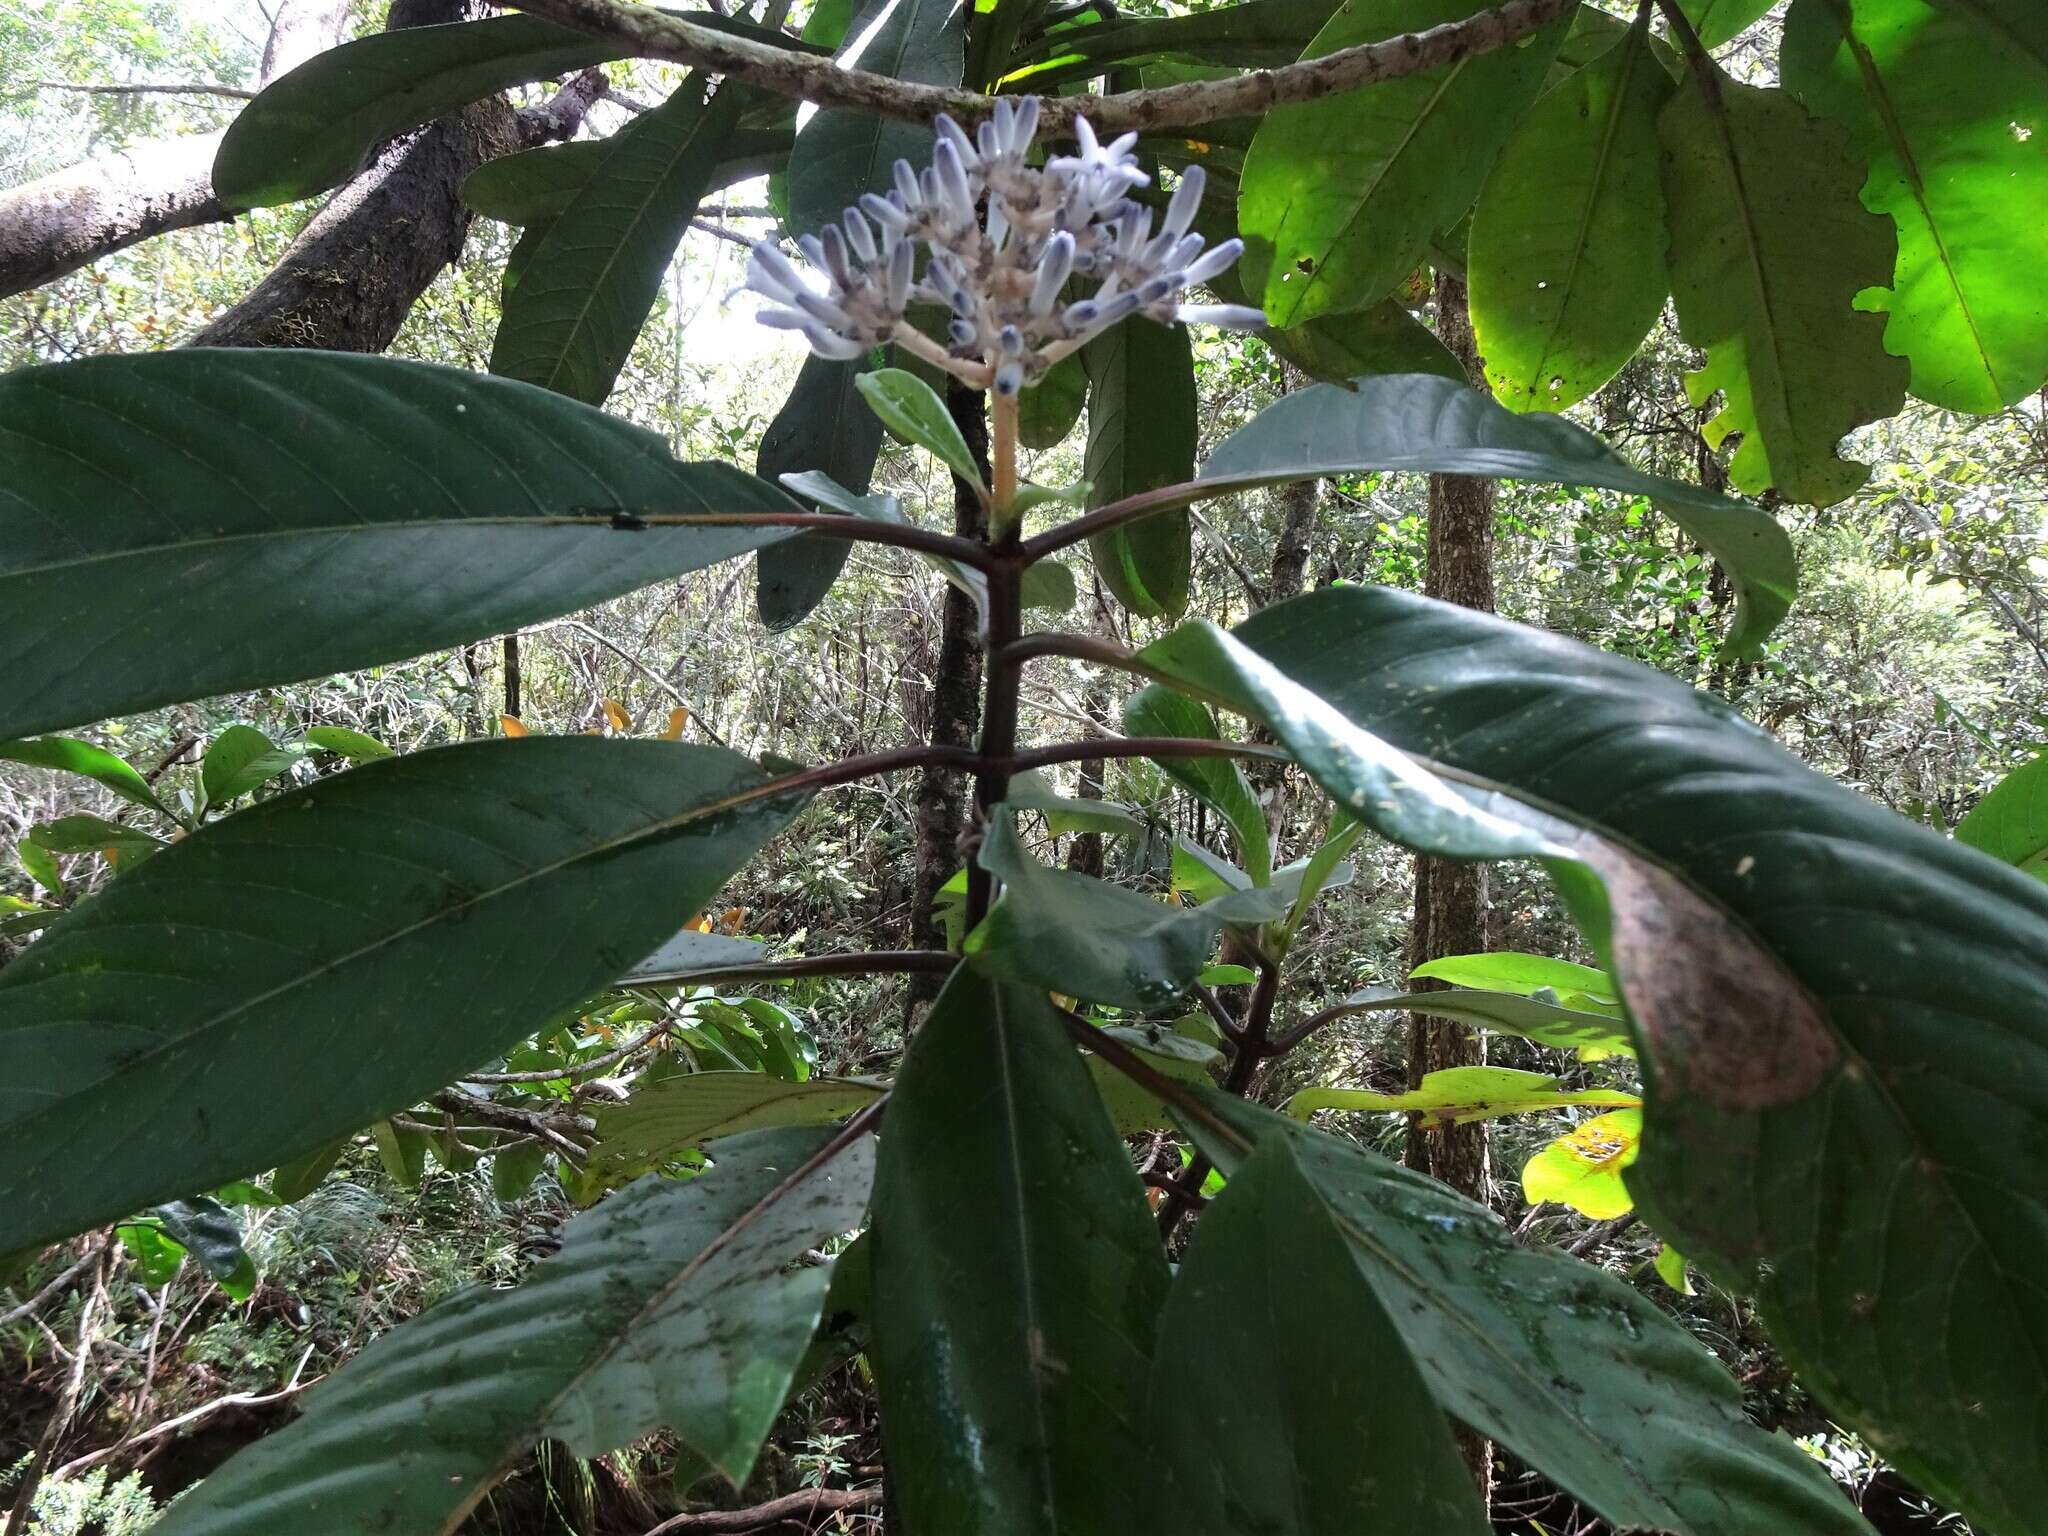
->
[1007,735,1290,773]
[28,79,254,99]
[506,0,1576,135]
[0,1241,105,1330]
[630,950,959,986]
[463,1019,674,1084]
[48,1348,323,1481]
[642,1485,881,1533]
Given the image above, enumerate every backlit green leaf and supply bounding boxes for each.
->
[1083,314,1196,618]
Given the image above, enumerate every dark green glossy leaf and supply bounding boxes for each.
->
[1213,583,2048,1532]
[0,351,794,740]
[1783,0,2048,412]
[1955,750,2048,878]
[201,725,298,806]
[1239,0,1568,325]
[785,0,966,238]
[1470,15,1673,412]
[372,1118,431,1189]
[1018,352,1087,449]
[155,1197,258,1300]
[872,971,1169,1533]
[594,1074,883,1174]
[1266,300,1463,384]
[214,16,619,208]
[1085,1026,1221,1133]
[1175,1093,1872,1536]
[755,356,886,629]
[1083,316,1196,618]
[1194,373,1796,655]
[1659,72,1907,506]
[0,739,807,1252]
[1144,1135,1489,1533]
[464,129,793,228]
[153,1126,873,1535]
[968,815,1278,1009]
[490,80,743,405]
[1121,684,1269,882]
[0,737,163,814]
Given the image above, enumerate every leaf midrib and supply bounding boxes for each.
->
[1,768,802,1141]
[1823,0,2000,398]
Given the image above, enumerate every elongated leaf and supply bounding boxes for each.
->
[0,740,807,1251]
[0,351,794,741]
[1470,16,1673,411]
[855,368,983,490]
[1175,1094,1871,1536]
[1678,0,1777,47]
[784,0,966,238]
[270,1138,349,1203]
[1288,1065,1640,1127]
[1144,1136,1489,1533]
[1085,1027,1221,1133]
[0,737,163,814]
[756,356,886,629]
[214,15,620,208]
[619,929,772,983]
[968,815,1280,1008]
[155,1126,872,1534]
[1411,950,1620,1009]
[1239,0,1568,326]
[1659,73,1907,506]
[872,971,1169,1533]
[593,1074,884,1172]
[300,726,393,763]
[1121,685,1269,882]
[1193,373,1796,655]
[201,724,297,806]
[1212,582,2048,1532]
[464,130,792,227]
[1955,750,2048,878]
[1006,0,1343,79]
[1266,300,1464,384]
[491,80,743,405]
[1783,0,2048,412]
[1084,315,1196,618]
[155,1197,258,1300]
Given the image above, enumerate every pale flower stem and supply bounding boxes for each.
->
[990,389,1021,543]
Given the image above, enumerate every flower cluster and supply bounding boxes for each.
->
[741,98,1264,395]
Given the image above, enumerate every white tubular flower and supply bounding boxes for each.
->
[737,101,1266,386]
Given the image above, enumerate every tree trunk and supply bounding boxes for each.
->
[190,2,606,354]
[903,382,990,1025]
[0,0,350,299]
[1405,270,1497,1501]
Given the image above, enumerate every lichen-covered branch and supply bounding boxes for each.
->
[507,0,1577,133]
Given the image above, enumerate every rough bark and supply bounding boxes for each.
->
[1404,270,1497,1501]
[903,383,990,1026]
[190,2,607,354]
[0,0,349,299]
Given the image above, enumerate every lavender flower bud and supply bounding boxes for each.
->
[861,192,908,232]
[888,238,913,309]
[744,242,804,303]
[1181,237,1244,286]
[932,139,976,221]
[842,207,878,263]
[1174,303,1267,330]
[1135,273,1177,306]
[994,360,1025,396]
[1010,96,1039,150]
[801,322,869,360]
[934,113,980,169]
[1060,298,1101,333]
[950,317,978,348]
[1030,231,1074,316]
[1162,165,1205,241]
[998,324,1024,355]
[893,158,923,210]
[977,119,1001,162]
[818,224,854,287]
